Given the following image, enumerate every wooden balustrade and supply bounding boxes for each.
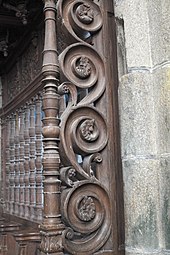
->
[35,93,43,221]
[29,99,36,220]
[5,118,10,213]
[2,93,43,223]
[19,108,25,218]
[24,105,30,219]
[9,114,15,215]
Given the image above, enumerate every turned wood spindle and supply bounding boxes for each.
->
[40,0,64,254]
[19,108,25,217]
[9,114,15,215]
[35,93,43,222]
[29,99,36,220]
[24,105,30,219]
[5,117,10,213]
[14,112,20,216]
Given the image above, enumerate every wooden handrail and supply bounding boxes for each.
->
[0,72,43,118]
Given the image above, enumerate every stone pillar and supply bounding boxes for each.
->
[115,0,170,254]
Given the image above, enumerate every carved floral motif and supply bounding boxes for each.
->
[76,4,94,24]
[79,119,99,142]
[78,196,96,222]
[73,56,91,79]
[40,234,62,253]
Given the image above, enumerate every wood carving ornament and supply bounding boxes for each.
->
[57,0,112,254]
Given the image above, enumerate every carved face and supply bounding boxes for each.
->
[74,56,91,79]
[80,119,99,142]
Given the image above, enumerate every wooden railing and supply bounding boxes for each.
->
[1,92,43,223]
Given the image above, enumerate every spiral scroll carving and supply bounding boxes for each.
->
[60,106,108,179]
[62,181,111,254]
[58,0,112,253]
[57,0,103,42]
[59,43,105,105]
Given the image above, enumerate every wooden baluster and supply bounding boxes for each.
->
[5,117,10,213]
[14,112,20,215]
[19,108,25,217]
[1,118,7,212]
[40,0,64,254]
[29,99,36,220]
[35,93,43,222]
[24,105,30,219]
[18,243,27,255]
[9,114,15,214]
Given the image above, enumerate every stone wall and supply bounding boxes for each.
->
[114,0,170,254]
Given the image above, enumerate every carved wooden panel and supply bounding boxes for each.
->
[2,29,43,105]
[40,0,124,254]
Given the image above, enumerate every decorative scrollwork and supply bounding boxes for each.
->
[57,0,103,42]
[60,106,108,179]
[57,0,113,253]
[62,181,111,254]
[59,43,105,105]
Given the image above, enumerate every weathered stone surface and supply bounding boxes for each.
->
[115,0,151,68]
[115,0,170,69]
[115,1,170,254]
[153,67,170,154]
[159,156,170,250]
[119,71,157,158]
[123,158,162,250]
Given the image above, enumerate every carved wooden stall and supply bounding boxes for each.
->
[0,0,124,254]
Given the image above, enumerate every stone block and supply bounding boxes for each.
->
[152,66,170,154]
[122,158,162,250]
[115,0,152,68]
[160,156,170,250]
[119,72,157,158]
[115,0,170,69]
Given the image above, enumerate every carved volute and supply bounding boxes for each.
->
[56,0,124,254]
[39,0,124,254]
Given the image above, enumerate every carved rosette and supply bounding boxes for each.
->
[57,0,112,254]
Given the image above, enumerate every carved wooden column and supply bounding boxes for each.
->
[14,112,20,215]
[29,99,36,220]
[19,108,25,217]
[9,114,15,214]
[1,118,6,212]
[24,105,30,219]
[5,117,10,213]
[35,93,43,222]
[40,0,64,254]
